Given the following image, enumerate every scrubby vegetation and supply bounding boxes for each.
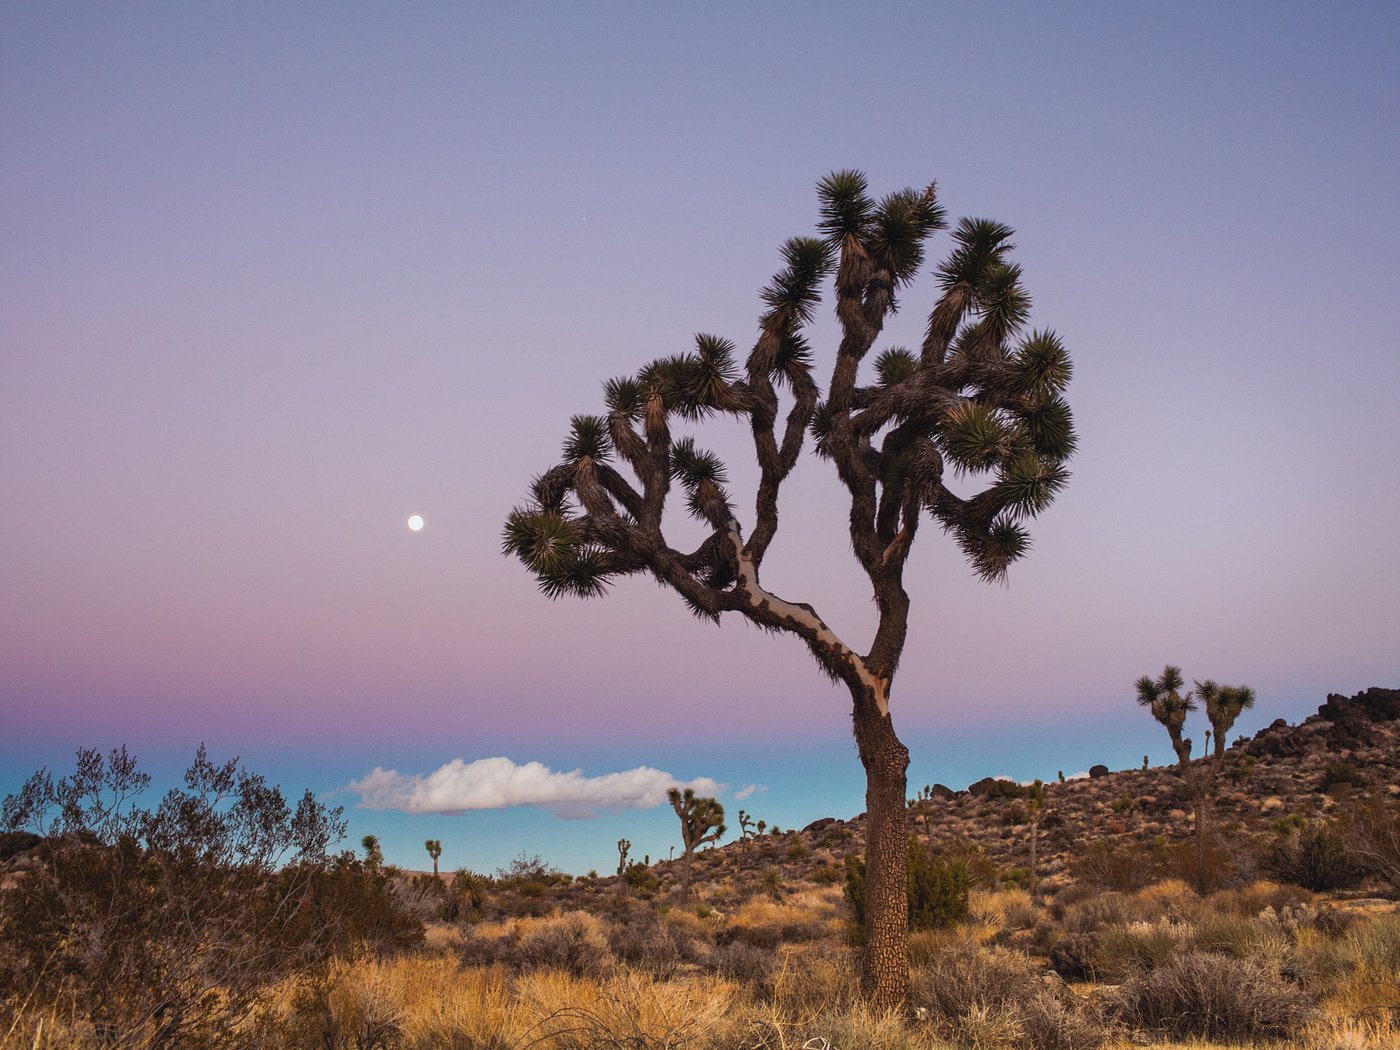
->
[5,689,1400,1048]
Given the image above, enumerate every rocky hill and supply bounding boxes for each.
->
[676,686,1400,895]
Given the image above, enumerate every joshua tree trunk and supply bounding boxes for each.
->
[853,691,911,1011]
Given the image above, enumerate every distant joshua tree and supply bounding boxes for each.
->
[1134,665,1260,892]
[424,839,442,877]
[360,834,383,869]
[668,787,725,898]
[616,838,631,876]
[1197,679,1257,761]
[1135,665,1197,770]
[503,172,1075,1009]
[737,809,756,845]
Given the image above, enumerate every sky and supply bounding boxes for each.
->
[3,2,1398,876]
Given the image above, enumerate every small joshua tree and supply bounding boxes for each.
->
[424,838,442,877]
[668,787,725,898]
[361,833,383,869]
[1135,665,1196,770]
[1197,679,1257,761]
[737,809,756,845]
[616,838,630,876]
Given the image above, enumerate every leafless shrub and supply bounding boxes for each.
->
[1112,949,1315,1040]
[606,915,684,979]
[1339,797,1400,892]
[517,912,615,976]
[709,941,776,989]
[912,943,1108,1050]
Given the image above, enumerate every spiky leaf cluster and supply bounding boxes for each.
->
[504,169,1075,681]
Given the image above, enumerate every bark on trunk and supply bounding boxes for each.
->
[853,698,911,1013]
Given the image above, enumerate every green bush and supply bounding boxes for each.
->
[1320,760,1363,790]
[1261,819,1365,891]
[843,838,972,937]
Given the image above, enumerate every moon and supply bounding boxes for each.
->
[406,514,425,532]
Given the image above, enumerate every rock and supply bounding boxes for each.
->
[1318,687,1400,725]
[1088,764,1110,779]
[801,817,837,834]
[967,776,1002,796]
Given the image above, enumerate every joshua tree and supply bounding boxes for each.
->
[424,838,442,877]
[1197,679,1257,761]
[737,810,756,845]
[1135,665,1197,770]
[668,787,725,898]
[360,833,383,869]
[504,172,1075,1009]
[616,838,631,876]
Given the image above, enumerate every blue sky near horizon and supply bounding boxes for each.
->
[3,2,1398,875]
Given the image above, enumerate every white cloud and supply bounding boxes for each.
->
[347,757,720,819]
[734,784,765,801]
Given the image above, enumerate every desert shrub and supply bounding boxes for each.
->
[1209,879,1313,918]
[622,859,662,897]
[0,747,412,1047]
[516,911,614,975]
[810,862,842,885]
[844,840,971,939]
[391,872,451,924]
[979,778,1032,801]
[1071,840,1158,892]
[1113,949,1315,1039]
[1045,930,1100,980]
[1058,890,1130,934]
[1093,921,1186,981]
[719,921,781,949]
[770,951,859,1015]
[1189,911,1293,973]
[1110,794,1140,815]
[1019,989,1111,1050]
[1338,797,1400,892]
[1127,878,1203,924]
[913,943,1107,1050]
[709,940,776,988]
[1261,819,1366,891]
[495,852,564,884]
[1321,760,1364,790]
[1159,836,1238,894]
[516,969,737,1049]
[607,914,684,979]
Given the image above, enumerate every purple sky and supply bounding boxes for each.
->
[3,3,1398,874]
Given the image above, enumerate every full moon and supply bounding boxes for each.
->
[407,515,425,532]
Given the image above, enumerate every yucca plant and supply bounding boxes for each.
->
[504,172,1076,1009]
